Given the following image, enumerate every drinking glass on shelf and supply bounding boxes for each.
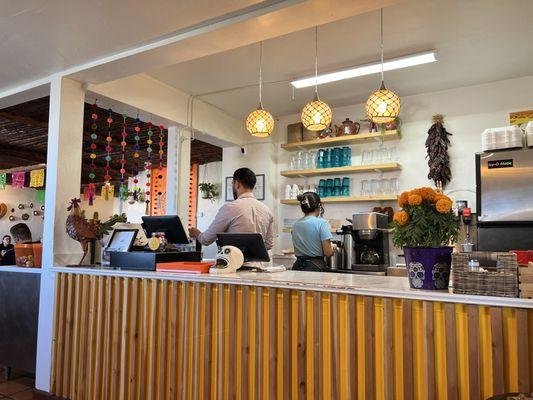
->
[380,148,390,163]
[371,179,381,196]
[389,147,398,162]
[390,178,399,195]
[360,180,371,196]
[380,179,391,195]
[361,150,371,165]
[302,152,310,169]
[308,150,317,169]
[290,155,297,170]
[372,149,381,164]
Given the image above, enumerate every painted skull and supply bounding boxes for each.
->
[432,263,450,289]
[408,262,425,288]
[213,245,244,272]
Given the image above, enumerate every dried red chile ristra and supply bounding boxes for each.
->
[425,114,452,188]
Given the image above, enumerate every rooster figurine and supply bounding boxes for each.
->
[66,198,127,264]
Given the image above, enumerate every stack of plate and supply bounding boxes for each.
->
[482,125,524,151]
[525,121,533,148]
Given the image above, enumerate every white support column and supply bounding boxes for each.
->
[35,75,85,391]
[165,126,191,226]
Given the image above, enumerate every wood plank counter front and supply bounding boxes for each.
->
[50,268,533,400]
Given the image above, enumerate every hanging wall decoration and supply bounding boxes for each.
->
[156,125,166,210]
[0,173,6,190]
[101,184,115,200]
[12,172,25,189]
[131,116,142,202]
[104,109,113,186]
[29,169,45,188]
[144,122,153,214]
[118,113,129,201]
[87,102,99,205]
[426,114,452,190]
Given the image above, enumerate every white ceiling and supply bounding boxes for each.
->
[147,0,533,119]
[0,0,281,93]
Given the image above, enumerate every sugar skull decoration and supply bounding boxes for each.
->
[210,245,244,274]
[432,262,450,289]
[408,262,425,289]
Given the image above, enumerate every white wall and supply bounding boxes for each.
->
[196,162,223,259]
[0,185,44,242]
[221,75,533,255]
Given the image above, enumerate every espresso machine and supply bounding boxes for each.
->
[338,212,390,274]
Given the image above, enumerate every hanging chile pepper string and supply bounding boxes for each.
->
[157,125,166,210]
[132,115,141,202]
[104,109,113,186]
[119,113,128,200]
[88,102,98,205]
[145,121,153,214]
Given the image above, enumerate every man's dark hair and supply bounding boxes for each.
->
[10,223,32,244]
[233,168,256,189]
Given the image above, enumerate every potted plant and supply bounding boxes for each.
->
[391,187,459,290]
[199,182,219,201]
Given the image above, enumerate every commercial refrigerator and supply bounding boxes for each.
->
[476,147,533,251]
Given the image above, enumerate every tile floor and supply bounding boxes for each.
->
[0,368,35,400]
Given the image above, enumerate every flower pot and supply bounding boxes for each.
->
[404,246,453,290]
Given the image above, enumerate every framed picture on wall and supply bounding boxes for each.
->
[225,174,265,201]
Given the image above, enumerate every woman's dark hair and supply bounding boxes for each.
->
[297,192,324,215]
[233,168,257,189]
[2,235,10,241]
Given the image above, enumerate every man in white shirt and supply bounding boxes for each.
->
[188,168,274,249]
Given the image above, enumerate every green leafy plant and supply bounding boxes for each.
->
[391,187,459,248]
[199,182,219,201]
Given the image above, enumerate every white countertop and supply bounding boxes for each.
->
[0,266,42,274]
[51,266,533,309]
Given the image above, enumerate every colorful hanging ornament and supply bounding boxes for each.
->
[131,116,142,203]
[101,184,114,200]
[118,113,129,201]
[12,172,25,189]
[87,102,99,205]
[0,173,6,190]
[104,109,113,186]
[156,125,166,211]
[29,169,45,188]
[145,122,153,214]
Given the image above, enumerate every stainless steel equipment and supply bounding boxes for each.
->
[337,212,390,273]
[476,148,533,251]
[327,240,342,270]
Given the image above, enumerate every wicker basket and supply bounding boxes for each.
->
[452,253,519,298]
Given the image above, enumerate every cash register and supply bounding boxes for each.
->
[108,215,201,271]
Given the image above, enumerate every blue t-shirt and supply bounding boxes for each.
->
[291,216,333,257]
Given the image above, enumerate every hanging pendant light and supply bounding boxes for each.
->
[365,9,401,124]
[246,41,275,137]
[301,26,332,132]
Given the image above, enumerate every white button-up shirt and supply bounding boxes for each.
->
[198,192,274,249]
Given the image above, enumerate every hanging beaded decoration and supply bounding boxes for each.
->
[118,113,128,201]
[88,103,98,205]
[104,109,113,186]
[145,122,153,214]
[131,116,142,203]
[156,125,166,210]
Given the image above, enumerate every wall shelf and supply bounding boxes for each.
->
[281,130,399,151]
[280,162,401,177]
[280,195,398,205]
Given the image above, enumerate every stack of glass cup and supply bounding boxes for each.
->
[360,178,399,197]
[361,146,398,165]
[318,177,350,197]
[316,147,351,169]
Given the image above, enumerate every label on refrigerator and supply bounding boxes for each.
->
[487,159,513,169]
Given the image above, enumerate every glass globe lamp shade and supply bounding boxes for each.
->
[365,83,401,124]
[246,105,275,137]
[301,94,332,131]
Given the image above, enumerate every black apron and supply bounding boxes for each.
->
[292,256,328,272]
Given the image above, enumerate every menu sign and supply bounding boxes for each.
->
[488,159,513,169]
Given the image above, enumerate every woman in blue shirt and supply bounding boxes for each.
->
[291,192,334,271]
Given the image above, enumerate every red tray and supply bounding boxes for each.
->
[156,261,213,274]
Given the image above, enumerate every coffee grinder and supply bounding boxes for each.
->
[350,212,389,273]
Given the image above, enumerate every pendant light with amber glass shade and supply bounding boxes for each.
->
[246,41,275,137]
[301,26,332,131]
[365,9,401,124]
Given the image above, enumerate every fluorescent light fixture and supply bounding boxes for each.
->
[291,50,437,89]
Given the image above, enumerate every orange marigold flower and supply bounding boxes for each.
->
[393,210,409,226]
[436,198,452,213]
[434,193,452,203]
[408,194,423,206]
[398,192,410,208]
[419,187,437,201]
[409,188,421,197]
